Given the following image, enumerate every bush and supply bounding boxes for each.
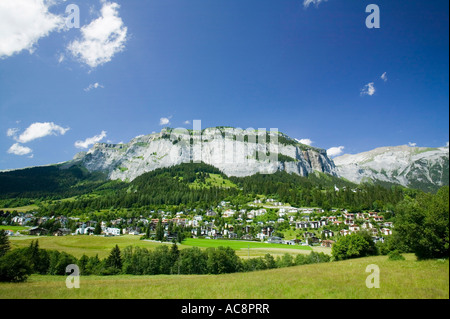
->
[332,233,376,261]
[0,249,33,282]
[388,250,405,261]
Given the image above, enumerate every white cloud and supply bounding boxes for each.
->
[361,82,376,96]
[15,122,69,143]
[7,143,33,156]
[160,117,171,126]
[327,146,345,157]
[74,130,107,149]
[184,120,191,125]
[408,142,417,147]
[296,138,313,146]
[446,141,449,147]
[0,0,65,59]
[67,1,128,68]
[84,82,104,92]
[58,53,65,63]
[6,128,19,137]
[303,0,328,8]
[381,72,388,82]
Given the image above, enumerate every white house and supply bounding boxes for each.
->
[104,227,121,236]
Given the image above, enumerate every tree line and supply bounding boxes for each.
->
[0,233,329,282]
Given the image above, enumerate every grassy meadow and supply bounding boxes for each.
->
[9,235,318,259]
[0,254,447,299]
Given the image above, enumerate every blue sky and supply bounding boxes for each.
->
[0,0,448,170]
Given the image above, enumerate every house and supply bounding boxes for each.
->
[222,210,235,218]
[309,221,320,229]
[349,224,360,232]
[104,227,121,236]
[340,229,351,236]
[75,226,95,235]
[381,228,392,236]
[368,212,378,218]
[321,240,335,248]
[303,232,315,238]
[267,236,283,244]
[206,210,217,217]
[3,230,14,236]
[306,236,320,245]
[322,230,334,238]
[241,234,253,240]
[53,228,71,236]
[328,216,337,223]
[228,232,238,239]
[296,221,309,229]
[344,213,355,220]
[374,216,384,222]
[383,222,394,228]
[362,222,373,229]
[29,227,48,236]
[344,219,354,226]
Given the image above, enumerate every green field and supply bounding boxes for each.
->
[0,226,30,232]
[0,205,39,212]
[9,235,316,259]
[182,238,312,251]
[0,254,447,299]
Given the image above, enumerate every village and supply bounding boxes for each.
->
[0,197,394,248]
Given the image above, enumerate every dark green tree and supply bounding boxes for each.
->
[332,233,374,261]
[394,186,449,260]
[94,221,102,235]
[156,219,164,241]
[0,249,32,282]
[104,245,122,274]
[0,230,11,258]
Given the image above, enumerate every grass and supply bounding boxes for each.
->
[9,235,313,259]
[189,173,238,189]
[182,238,312,251]
[9,235,171,259]
[0,254,447,299]
[0,205,39,212]
[0,226,30,232]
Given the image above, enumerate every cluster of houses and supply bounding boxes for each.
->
[2,198,394,248]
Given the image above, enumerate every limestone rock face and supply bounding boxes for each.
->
[74,128,337,181]
[334,145,449,190]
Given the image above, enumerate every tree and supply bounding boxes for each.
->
[0,230,11,258]
[0,249,32,282]
[104,245,122,274]
[94,221,102,235]
[394,186,449,260]
[156,219,164,241]
[332,233,374,261]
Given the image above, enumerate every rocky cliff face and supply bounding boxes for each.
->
[334,145,449,191]
[74,127,337,181]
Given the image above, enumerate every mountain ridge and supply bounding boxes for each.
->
[334,144,449,192]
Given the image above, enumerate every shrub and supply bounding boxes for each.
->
[332,233,376,261]
[0,249,33,282]
[388,250,405,261]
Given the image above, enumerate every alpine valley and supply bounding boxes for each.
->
[0,127,448,210]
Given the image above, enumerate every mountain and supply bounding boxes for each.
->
[69,127,337,181]
[334,145,449,192]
